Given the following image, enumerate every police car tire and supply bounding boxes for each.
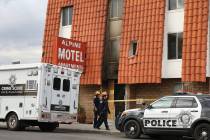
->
[194,123,210,140]
[124,120,141,139]
[6,113,21,131]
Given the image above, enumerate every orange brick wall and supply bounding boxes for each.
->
[182,0,209,82]
[42,0,108,85]
[118,0,165,84]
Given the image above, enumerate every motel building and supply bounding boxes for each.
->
[42,0,210,123]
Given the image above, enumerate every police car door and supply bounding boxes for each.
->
[143,97,175,128]
[170,97,201,129]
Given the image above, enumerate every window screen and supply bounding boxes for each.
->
[63,79,70,92]
[53,78,61,90]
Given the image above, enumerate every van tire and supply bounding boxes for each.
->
[39,123,58,132]
[6,113,21,131]
[124,120,141,139]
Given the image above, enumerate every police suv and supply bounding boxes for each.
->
[116,93,210,140]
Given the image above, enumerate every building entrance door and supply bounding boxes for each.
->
[114,84,125,117]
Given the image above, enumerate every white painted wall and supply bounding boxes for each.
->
[162,8,184,78]
[59,25,72,39]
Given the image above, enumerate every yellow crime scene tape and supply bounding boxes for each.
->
[108,98,156,103]
[89,98,156,103]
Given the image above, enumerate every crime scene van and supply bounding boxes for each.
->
[117,93,210,140]
[0,63,81,131]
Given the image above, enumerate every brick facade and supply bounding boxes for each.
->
[42,0,109,85]
[182,0,209,82]
[118,0,165,84]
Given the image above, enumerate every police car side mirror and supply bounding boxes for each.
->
[147,105,153,110]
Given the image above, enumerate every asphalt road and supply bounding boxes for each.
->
[0,126,139,140]
[0,128,136,140]
[0,126,193,140]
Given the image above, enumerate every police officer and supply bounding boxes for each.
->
[96,91,110,130]
[93,91,101,128]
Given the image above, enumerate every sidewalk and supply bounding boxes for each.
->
[59,122,121,135]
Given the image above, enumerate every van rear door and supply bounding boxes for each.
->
[51,76,71,112]
[70,72,80,114]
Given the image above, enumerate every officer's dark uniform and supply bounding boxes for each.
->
[93,96,100,128]
[96,98,110,130]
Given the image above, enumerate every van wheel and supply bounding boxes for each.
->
[194,123,210,140]
[6,113,21,131]
[124,120,141,139]
[39,123,58,132]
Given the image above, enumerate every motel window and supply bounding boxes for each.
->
[53,78,61,90]
[168,33,183,60]
[109,39,120,61]
[128,41,138,57]
[63,79,70,92]
[169,0,184,10]
[110,0,123,18]
[62,6,73,26]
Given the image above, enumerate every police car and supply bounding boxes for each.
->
[116,93,210,140]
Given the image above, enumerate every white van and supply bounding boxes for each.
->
[0,63,81,131]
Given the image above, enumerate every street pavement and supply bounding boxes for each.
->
[0,123,193,140]
[0,123,151,140]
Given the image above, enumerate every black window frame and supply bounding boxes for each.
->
[53,77,61,91]
[63,79,70,92]
[168,32,183,60]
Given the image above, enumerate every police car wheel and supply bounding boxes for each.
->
[194,123,210,140]
[6,113,21,131]
[124,120,141,139]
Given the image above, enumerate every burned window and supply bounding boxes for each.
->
[53,78,61,90]
[63,79,70,92]
[129,41,138,57]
